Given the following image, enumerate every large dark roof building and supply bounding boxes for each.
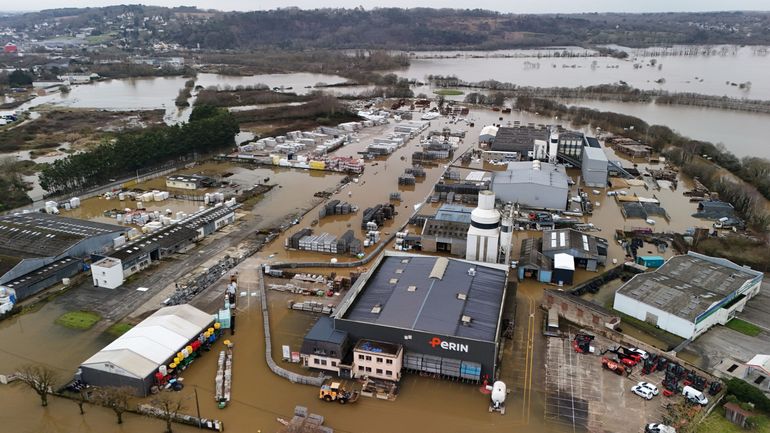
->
[490,126,549,155]
[334,252,510,379]
[0,212,126,299]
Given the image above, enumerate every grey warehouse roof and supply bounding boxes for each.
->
[0,212,124,258]
[304,316,348,345]
[542,228,607,260]
[490,126,549,153]
[616,252,763,321]
[434,204,473,224]
[583,146,608,162]
[338,254,507,342]
[493,161,569,189]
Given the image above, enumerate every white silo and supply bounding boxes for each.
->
[466,190,501,264]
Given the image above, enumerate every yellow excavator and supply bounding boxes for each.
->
[319,382,359,404]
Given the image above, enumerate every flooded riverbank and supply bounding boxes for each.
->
[563,99,770,159]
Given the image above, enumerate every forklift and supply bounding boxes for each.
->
[319,382,359,404]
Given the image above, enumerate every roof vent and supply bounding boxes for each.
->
[395,269,404,274]
[389,278,398,284]
[457,293,467,300]
[407,285,417,292]
[461,315,472,325]
[467,268,476,277]
[429,257,449,280]
[371,304,382,314]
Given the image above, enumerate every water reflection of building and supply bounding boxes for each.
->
[308,252,510,383]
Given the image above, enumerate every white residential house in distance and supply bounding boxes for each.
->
[91,257,125,289]
[352,339,403,382]
[613,252,763,340]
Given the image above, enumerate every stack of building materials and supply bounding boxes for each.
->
[405,165,426,178]
[298,233,338,253]
[368,142,398,155]
[318,201,357,219]
[398,173,416,186]
[389,192,402,201]
[327,157,364,174]
[287,228,313,249]
[361,204,395,229]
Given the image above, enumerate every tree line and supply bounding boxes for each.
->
[39,106,239,196]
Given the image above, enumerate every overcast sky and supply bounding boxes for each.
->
[7,0,770,13]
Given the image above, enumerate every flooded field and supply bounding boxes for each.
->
[564,99,770,159]
[401,45,770,99]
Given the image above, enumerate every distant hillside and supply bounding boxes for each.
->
[2,6,770,50]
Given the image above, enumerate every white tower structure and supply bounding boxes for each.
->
[500,204,514,265]
[548,129,559,163]
[466,190,501,264]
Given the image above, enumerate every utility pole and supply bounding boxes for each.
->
[194,387,202,429]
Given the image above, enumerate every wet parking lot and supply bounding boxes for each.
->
[544,333,669,433]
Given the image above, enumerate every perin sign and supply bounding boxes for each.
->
[429,337,469,353]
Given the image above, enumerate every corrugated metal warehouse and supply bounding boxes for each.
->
[581,146,609,187]
[79,304,214,396]
[614,252,763,340]
[333,252,510,381]
[491,161,569,210]
[0,213,126,300]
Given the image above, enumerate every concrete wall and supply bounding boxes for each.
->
[543,290,619,329]
[492,183,567,210]
[334,319,498,378]
[613,292,696,339]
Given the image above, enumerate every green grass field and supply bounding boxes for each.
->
[726,318,762,337]
[698,406,770,433]
[433,89,464,96]
[106,322,134,337]
[55,311,102,330]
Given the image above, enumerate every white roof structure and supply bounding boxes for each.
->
[465,171,489,182]
[479,125,499,139]
[81,304,213,380]
[493,161,569,189]
[583,146,608,162]
[746,354,770,375]
[554,253,576,271]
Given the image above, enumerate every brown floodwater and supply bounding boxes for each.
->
[0,107,726,433]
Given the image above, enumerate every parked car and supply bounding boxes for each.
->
[629,348,650,360]
[632,385,654,400]
[637,382,659,396]
[645,423,676,433]
[682,385,708,406]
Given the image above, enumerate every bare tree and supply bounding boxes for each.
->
[151,393,187,433]
[15,364,59,407]
[94,386,133,424]
[75,387,91,415]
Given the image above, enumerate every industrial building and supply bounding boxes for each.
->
[491,161,569,211]
[300,316,350,375]
[466,190,501,264]
[352,339,403,381]
[613,252,764,340]
[165,174,214,190]
[581,147,609,188]
[489,125,549,159]
[0,213,126,300]
[333,252,509,381]
[79,304,215,396]
[478,125,498,144]
[91,205,236,288]
[420,204,472,257]
[517,238,553,283]
[542,229,608,272]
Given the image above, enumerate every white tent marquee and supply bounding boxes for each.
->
[80,304,213,395]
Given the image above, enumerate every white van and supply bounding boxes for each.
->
[682,386,708,406]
